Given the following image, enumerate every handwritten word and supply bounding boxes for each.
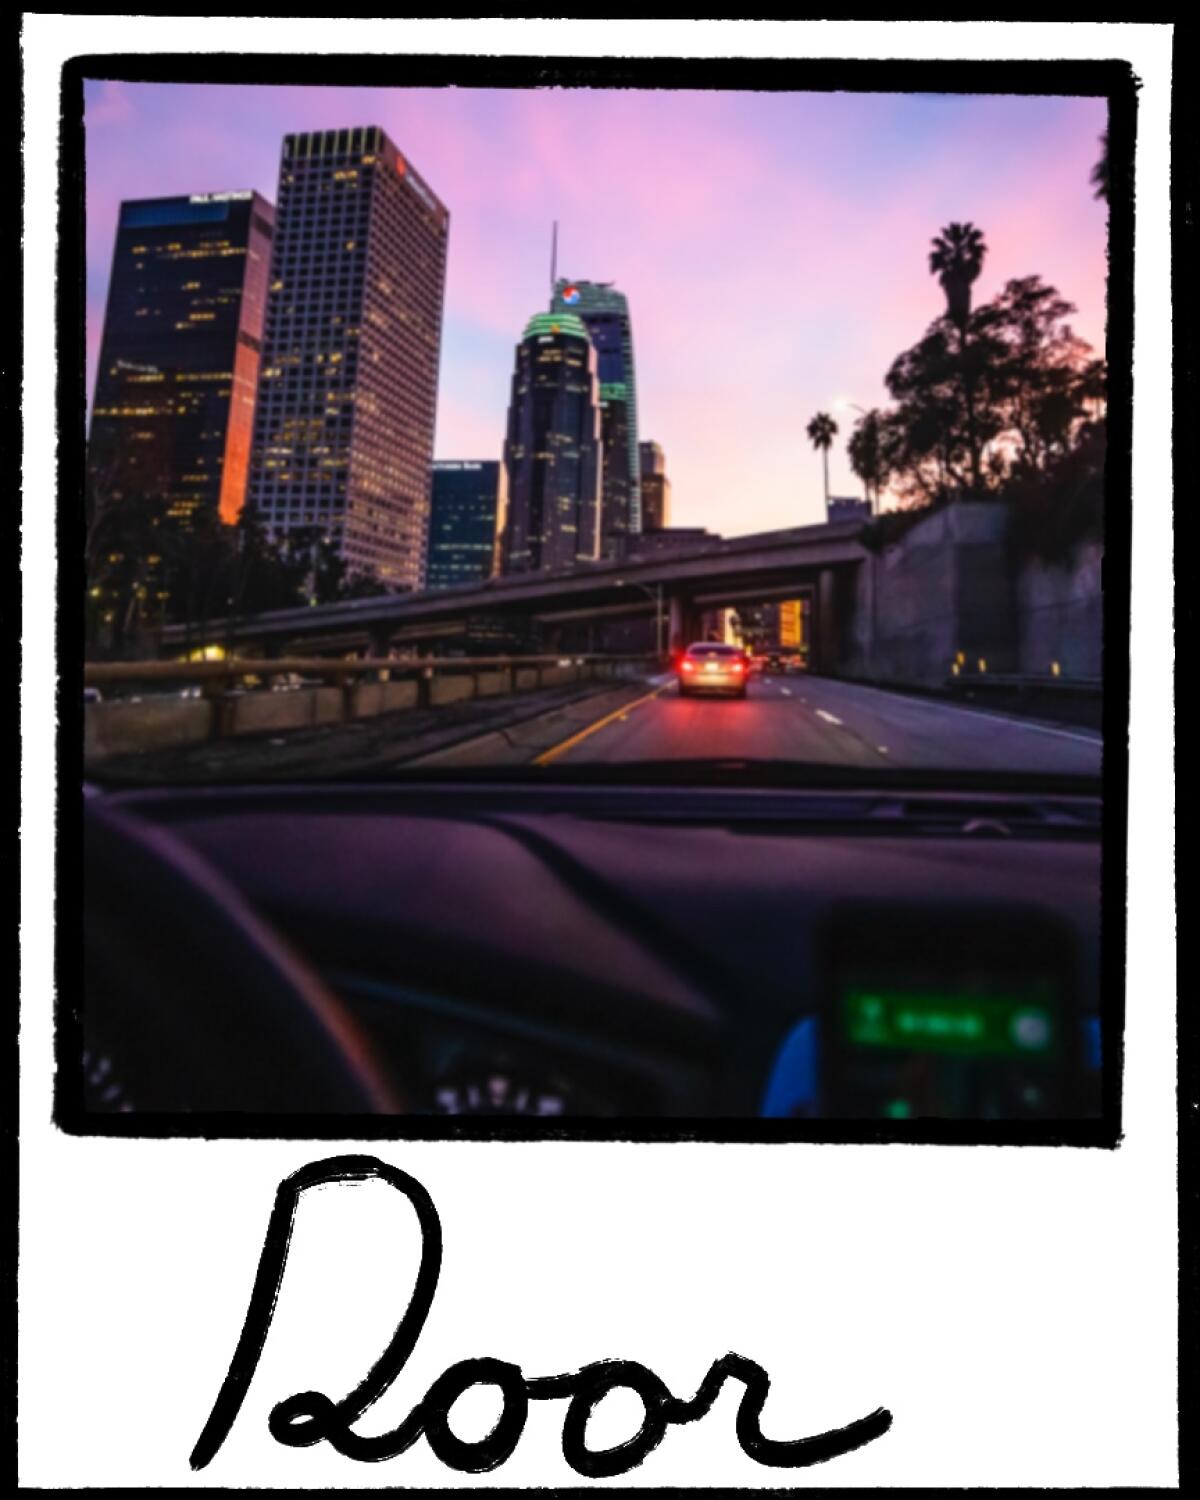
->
[192,1155,892,1479]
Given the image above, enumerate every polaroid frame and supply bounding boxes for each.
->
[57,50,1134,1149]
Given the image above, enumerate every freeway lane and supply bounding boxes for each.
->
[546,672,1103,774]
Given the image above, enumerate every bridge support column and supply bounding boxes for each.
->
[667,596,699,654]
[814,568,837,675]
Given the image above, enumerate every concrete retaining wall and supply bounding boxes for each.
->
[840,502,1102,690]
[845,502,1015,688]
[1016,540,1103,678]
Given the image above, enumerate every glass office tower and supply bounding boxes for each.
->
[87,191,274,530]
[426,460,503,589]
[597,382,632,557]
[550,278,640,534]
[638,439,671,530]
[498,311,603,575]
[247,126,449,589]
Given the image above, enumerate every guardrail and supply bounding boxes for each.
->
[945,670,1102,730]
[947,671,1102,695]
[84,653,662,760]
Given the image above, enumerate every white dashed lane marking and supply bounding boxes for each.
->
[815,709,844,726]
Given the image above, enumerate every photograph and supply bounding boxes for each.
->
[19,18,1182,1493]
[70,57,1122,1131]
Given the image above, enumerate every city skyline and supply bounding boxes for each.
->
[84,81,1108,536]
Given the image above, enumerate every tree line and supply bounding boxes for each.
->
[806,133,1108,558]
[85,492,389,656]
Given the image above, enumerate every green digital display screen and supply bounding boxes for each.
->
[843,987,1057,1059]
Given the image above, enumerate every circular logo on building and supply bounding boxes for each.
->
[561,285,580,305]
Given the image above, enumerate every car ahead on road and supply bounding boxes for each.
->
[677,642,749,699]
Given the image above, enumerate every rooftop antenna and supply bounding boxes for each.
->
[550,220,558,308]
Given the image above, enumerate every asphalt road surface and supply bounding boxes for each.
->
[543,671,1103,774]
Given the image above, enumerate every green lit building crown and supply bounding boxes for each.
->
[522,310,591,342]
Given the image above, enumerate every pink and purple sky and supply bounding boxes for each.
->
[84,80,1107,536]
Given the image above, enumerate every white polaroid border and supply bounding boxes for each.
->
[19,17,1177,1488]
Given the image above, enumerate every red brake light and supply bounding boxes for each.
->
[682,660,696,672]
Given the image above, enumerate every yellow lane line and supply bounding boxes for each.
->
[533,682,672,766]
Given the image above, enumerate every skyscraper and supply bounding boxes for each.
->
[550,279,640,534]
[596,382,632,558]
[498,311,603,575]
[87,191,274,530]
[639,440,671,530]
[247,126,449,589]
[426,460,503,589]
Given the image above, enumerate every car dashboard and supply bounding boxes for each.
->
[86,778,1105,1122]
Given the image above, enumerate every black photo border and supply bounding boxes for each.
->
[56,50,1135,1151]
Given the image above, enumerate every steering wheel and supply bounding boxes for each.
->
[81,798,404,1114]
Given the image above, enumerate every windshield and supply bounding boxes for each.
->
[80,83,1107,787]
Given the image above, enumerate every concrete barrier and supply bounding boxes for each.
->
[227,691,314,736]
[85,698,213,759]
[352,681,385,718]
[381,680,420,712]
[84,654,658,761]
[429,674,475,707]
[475,669,512,698]
[312,687,343,725]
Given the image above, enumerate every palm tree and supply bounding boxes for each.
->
[847,409,886,514]
[929,221,988,496]
[806,412,838,507]
[929,221,987,332]
[1091,131,1109,202]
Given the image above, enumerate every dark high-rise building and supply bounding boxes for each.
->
[638,439,671,530]
[597,382,632,557]
[87,191,274,530]
[248,126,449,589]
[426,460,503,589]
[551,279,640,532]
[498,311,603,575]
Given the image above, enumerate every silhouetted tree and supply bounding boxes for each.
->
[929,221,989,493]
[805,411,838,506]
[846,409,887,513]
[1091,131,1109,202]
[929,221,987,330]
[877,272,1103,511]
[84,490,175,654]
[972,275,1103,480]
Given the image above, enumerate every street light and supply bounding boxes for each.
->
[615,578,666,661]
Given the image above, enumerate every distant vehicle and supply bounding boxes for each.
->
[83,686,102,705]
[764,651,784,675]
[676,641,748,699]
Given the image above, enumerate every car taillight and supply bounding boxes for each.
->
[682,660,696,672]
[731,660,745,673]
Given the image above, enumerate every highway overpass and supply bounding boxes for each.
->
[159,520,869,670]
